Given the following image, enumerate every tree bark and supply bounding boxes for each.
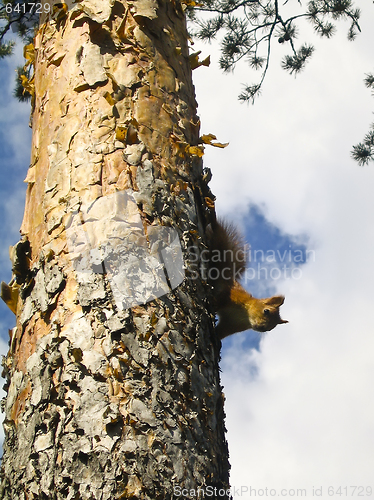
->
[0,0,230,498]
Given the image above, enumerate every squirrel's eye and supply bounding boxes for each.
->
[263,308,270,315]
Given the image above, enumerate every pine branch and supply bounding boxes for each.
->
[281,44,314,75]
[192,0,362,101]
[13,65,32,101]
[351,137,374,166]
[0,39,15,58]
[351,73,374,166]
[364,73,374,92]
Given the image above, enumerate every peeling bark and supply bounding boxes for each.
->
[0,1,230,498]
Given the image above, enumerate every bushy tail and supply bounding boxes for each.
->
[206,219,247,307]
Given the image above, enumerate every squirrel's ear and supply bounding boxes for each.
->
[264,295,285,307]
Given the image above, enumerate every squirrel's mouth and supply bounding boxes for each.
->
[252,325,267,333]
[253,317,288,333]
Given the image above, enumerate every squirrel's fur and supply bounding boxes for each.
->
[207,219,288,339]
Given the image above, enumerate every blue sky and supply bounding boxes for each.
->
[0,46,31,253]
[222,205,310,352]
[242,205,310,294]
[0,44,31,349]
[1,0,374,494]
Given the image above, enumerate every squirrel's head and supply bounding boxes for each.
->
[248,295,288,333]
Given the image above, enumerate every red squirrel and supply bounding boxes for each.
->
[207,220,288,339]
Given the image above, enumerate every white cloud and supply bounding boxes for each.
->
[193,0,374,494]
[221,275,374,492]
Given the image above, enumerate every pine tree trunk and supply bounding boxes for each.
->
[0,1,230,498]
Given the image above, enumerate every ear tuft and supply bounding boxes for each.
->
[264,295,285,307]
